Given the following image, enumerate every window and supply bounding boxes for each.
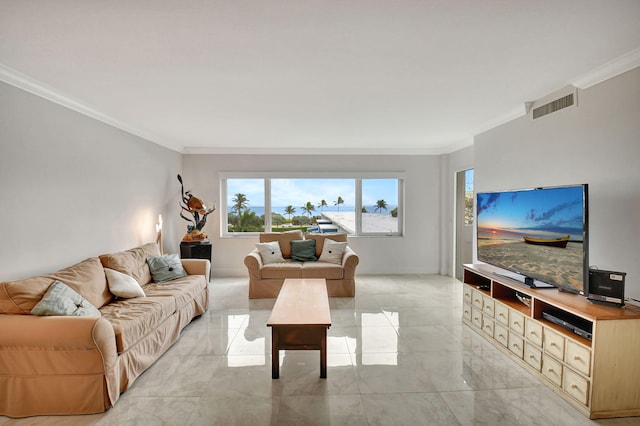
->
[221,173,404,237]
[464,169,474,225]
[226,178,265,233]
[362,179,399,234]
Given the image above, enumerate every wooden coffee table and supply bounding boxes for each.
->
[267,278,331,379]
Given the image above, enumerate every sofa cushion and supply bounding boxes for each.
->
[143,274,208,311]
[146,254,187,283]
[31,280,102,317]
[261,262,303,279]
[99,296,176,353]
[259,230,303,259]
[99,243,161,285]
[256,241,285,264]
[0,257,111,314]
[318,239,348,264]
[291,239,317,261]
[305,233,348,257]
[105,268,145,299]
[301,262,344,280]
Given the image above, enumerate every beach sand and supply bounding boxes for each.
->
[478,241,584,292]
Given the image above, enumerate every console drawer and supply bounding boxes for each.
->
[542,354,563,387]
[494,302,509,326]
[544,327,565,360]
[508,333,524,358]
[524,341,542,371]
[463,286,472,305]
[566,340,591,377]
[494,323,508,347]
[482,315,494,337]
[564,368,590,406]
[482,295,494,317]
[509,311,525,336]
[471,307,483,329]
[525,318,543,347]
[472,290,484,309]
[463,303,472,322]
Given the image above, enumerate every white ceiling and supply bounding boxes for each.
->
[1,1,640,155]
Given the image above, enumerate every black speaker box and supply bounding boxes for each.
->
[588,268,626,307]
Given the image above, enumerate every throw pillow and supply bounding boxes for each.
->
[105,268,146,298]
[256,241,285,264]
[291,239,317,261]
[146,254,187,283]
[31,280,102,317]
[319,239,348,264]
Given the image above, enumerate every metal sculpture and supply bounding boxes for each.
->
[177,174,215,241]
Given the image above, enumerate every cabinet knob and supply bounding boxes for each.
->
[573,355,581,361]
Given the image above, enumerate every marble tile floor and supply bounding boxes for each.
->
[2,275,640,426]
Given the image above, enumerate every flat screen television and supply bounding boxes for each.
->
[476,184,588,294]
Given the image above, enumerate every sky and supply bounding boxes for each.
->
[227,178,398,209]
[476,185,585,237]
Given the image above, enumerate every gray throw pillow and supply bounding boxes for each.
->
[31,280,102,317]
[147,253,187,283]
[291,239,317,261]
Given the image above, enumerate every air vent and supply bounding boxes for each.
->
[532,93,574,119]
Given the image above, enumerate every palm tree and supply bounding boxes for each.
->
[284,205,296,221]
[317,199,328,211]
[232,193,249,229]
[232,193,249,214]
[334,196,344,212]
[374,199,388,213]
[301,201,316,218]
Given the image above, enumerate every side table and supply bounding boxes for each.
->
[180,241,212,279]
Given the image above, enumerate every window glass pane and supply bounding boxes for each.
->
[362,179,399,233]
[271,178,355,234]
[226,178,265,232]
[465,169,474,225]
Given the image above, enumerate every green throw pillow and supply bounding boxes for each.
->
[291,239,317,261]
[147,254,187,283]
[31,280,101,317]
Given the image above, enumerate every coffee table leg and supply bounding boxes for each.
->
[320,328,327,379]
[272,328,279,379]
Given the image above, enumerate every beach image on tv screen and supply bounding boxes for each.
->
[476,186,585,293]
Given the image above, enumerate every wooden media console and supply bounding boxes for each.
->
[463,263,640,419]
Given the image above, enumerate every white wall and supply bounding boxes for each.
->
[473,66,640,299]
[0,82,182,281]
[181,154,442,276]
[439,145,474,277]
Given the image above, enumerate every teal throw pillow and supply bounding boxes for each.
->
[291,239,317,261]
[147,253,187,283]
[31,280,101,317]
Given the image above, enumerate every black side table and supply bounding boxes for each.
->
[180,241,212,273]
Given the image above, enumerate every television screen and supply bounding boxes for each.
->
[476,184,588,294]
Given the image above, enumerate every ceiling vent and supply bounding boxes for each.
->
[532,92,575,119]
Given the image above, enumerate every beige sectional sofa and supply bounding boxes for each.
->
[0,243,209,418]
[244,231,359,298]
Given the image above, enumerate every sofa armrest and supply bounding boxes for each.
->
[342,247,359,279]
[0,315,120,414]
[244,249,264,281]
[181,258,211,278]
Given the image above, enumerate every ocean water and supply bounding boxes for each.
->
[227,205,397,217]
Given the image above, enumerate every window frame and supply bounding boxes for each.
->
[220,172,405,237]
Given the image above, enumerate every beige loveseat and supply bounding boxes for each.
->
[0,242,209,418]
[244,231,359,298]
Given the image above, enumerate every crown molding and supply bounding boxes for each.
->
[571,48,640,89]
[0,63,183,153]
[182,145,458,156]
[470,105,527,137]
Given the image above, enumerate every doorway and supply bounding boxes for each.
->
[455,169,474,280]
